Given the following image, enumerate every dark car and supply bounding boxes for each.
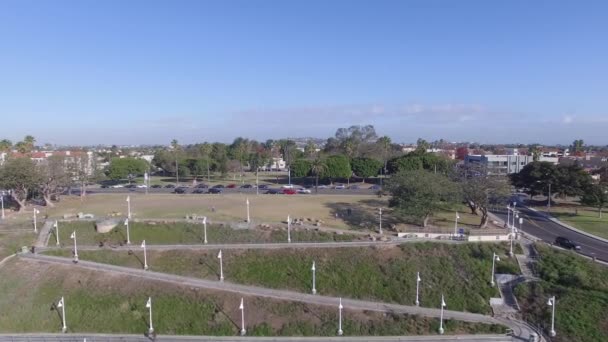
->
[193,188,207,194]
[151,184,162,188]
[226,184,237,188]
[165,184,176,188]
[174,187,188,194]
[554,236,581,250]
[240,184,253,188]
[258,184,269,190]
[265,189,280,194]
[100,184,109,188]
[195,184,208,188]
[125,184,137,189]
[212,184,225,189]
[208,188,223,194]
[348,185,360,189]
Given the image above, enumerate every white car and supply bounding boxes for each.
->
[281,184,295,189]
[110,184,124,188]
[317,185,329,189]
[297,188,312,194]
[333,184,346,189]
[136,184,147,188]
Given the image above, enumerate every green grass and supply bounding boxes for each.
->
[0,259,504,335]
[546,207,608,239]
[0,231,35,259]
[514,245,608,342]
[52,221,359,246]
[46,242,521,314]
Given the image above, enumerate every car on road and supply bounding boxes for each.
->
[212,184,225,189]
[208,188,223,194]
[317,185,329,189]
[136,184,147,188]
[297,188,312,194]
[193,188,207,194]
[195,184,208,188]
[151,184,162,188]
[281,184,295,189]
[110,184,124,188]
[265,189,280,194]
[240,184,253,188]
[174,187,188,194]
[333,184,346,189]
[165,184,176,189]
[369,185,382,190]
[226,184,237,188]
[125,184,137,189]
[283,188,297,195]
[100,184,109,188]
[258,184,269,190]
[554,236,581,250]
[348,185,360,189]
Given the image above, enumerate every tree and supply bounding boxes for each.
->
[510,161,558,197]
[171,139,181,184]
[0,157,41,211]
[456,165,511,228]
[415,138,430,153]
[38,155,71,207]
[290,159,312,178]
[67,152,102,199]
[571,139,585,156]
[332,125,378,157]
[529,145,542,161]
[553,164,593,198]
[322,155,351,183]
[14,135,36,154]
[387,152,453,174]
[376,136,392,171]
[0,139,12,153]
[107,158,148,181]
[581,183,608,218]
[310,156,327,194]
[211,143,229,176]
[386,170,460,227]
[350,157,382,182]
[304,140,317,158]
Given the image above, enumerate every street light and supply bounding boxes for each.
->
[311,261,317,294]
[70,231,78,263]
[246,198,250,223]
[218,250,224,281]
[547,296,556,337]
[239,297,246,336]
[506,204,511,229]
[33,208,40,233]
[126,196,131,219]
[124,218,131,245]
[337,297,344,336]
[57,296,67,333]
[53,220,60,246]
[146,297,154,334]
[287,215,291,243]
[490,252,500,287]
[1,192,5,220]
[141,240,148,270]
[439,294,446,334]
[454,212,460,238]
[415,272,421,306]
[378,208,383,235]
[203,216,208,244]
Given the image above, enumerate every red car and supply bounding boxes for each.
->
[282,188,297,195]
[226,184,237,188]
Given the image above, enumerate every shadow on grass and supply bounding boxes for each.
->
[127,249,145,269]
[199,257,221,279]
[208,297,240,334]
[50,302,64,331]
[285,266,311,293]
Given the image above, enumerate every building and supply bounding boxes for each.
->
[465,154,559,175]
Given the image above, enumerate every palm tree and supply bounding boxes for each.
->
[171,139,180,185]
[310,156,327,194]
[0,139,12,153]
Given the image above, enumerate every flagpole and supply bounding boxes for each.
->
[54,220,60,246]
[246,198,250,223]
[415,272,421,306]
[338,297,343,336]
[147,297,154,334]
[71,231,78,263]
[125,218,131,245]
[439,294,445,334]
[142,240,148,270]
[240,298,246,336]
[311,261,317,294]
[58,296,67,333]
[33,209,39,233]
[218,250,224,281]
[203,216,208,244]
[127,196,131,219]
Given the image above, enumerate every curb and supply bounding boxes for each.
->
[527,207,608,244]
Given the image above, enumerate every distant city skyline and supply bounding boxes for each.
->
[1,0,607,145]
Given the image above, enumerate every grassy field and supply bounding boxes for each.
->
[46,242,521,314]
[514,245,608,342]
[539,205,608,239]
[52,221,361,246]
[0,259,504,335]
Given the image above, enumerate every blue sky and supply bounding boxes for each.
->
[1,0,607,146]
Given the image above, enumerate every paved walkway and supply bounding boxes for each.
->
[34,220,54,248]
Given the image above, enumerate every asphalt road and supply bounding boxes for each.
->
[492,205,608,263]
[66,187,378,196]
[0,334,513,342]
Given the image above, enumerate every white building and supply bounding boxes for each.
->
[465,154,559,175]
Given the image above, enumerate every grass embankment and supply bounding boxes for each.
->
[543,206,608,239]
[0,259,504,335]
[52,221,359,246]
[514,245,608,342]
[46,242,520,314]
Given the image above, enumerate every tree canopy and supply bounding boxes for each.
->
[0,157,41,211]
[322,155,351,181]
[511,162,592,198]
[290,159,312,178]
[350,157,382,180]
[107,157,148,181]
[581,183,608,218]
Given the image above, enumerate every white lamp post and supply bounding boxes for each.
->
[57,296,67,333]
[338,297,344,336]
[454,211,460,238]
[218,250,224,281]
[439,294,446,334]
[53,220,60,246]
[415,272,421,306]
[141,240,148,270]
[124,218,131,245]
[0,192,5,220]
[239,297,246,336]
[547,296,556,337]
[311,261,317,294]
[146,297,154,334]
[490,252,500,287]
[33,208,40,233]
[203,216,208,244]
[378,208,383,235]
[246,198,250,223]
[126,196,131,219]
[506,204,511,228]
[287,215,291,243]
[519,217,523,232]
[70,231,78,263]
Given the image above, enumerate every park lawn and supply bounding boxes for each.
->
[0,259,504,335]
[541,205,608,240]
[46,194,386,231]
[46,242,520,315]
[0,231,35,260]
[52,221,361,246]
[432,205,484,230]
[514,245,608,342]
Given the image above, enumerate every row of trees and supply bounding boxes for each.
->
[0,135,37,154]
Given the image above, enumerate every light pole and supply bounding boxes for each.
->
[287,215,291,243]
[547,183,552,211]
[415,272,421,306]
[506,204,511,229]
[311,261,317,294]
[141,240,148,270]
[146,297,154,334]
[126,196,131,220]
[53,220,60,246]
[70,231,78,263]
[547,296,556,337]
[439,294,446,335]
[124,218,131,245]
[239,297,246,336]
[338,297,344,336]
[378,208,383,235]
[454,211,460,238]
[33,208,40,233]
[203,216,208,244]
[57,296,67,333]
[1,192,5,220]
[246,198,250,223]
[218,250,224,281]
[490,252,500,287]
[288,166,291,185]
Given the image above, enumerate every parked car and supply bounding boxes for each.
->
[317,185,329,189]
[151,184,162,188]
[348,185,360,189]
[283,188,297,195]
[369,185,382,190]
[240,184,253,188]
[100,184,109,188]
[136,184,147,188]
[125,184,137,189]
[193,188,207,194]
[208,188,223,194]
[226,184,237,188]
[111,184,124,188]
[195,184,208,188]
[165,184,176,188]
[333,184,346,189]
[174,187,188,194]
[265,189,280,194]
[258,184,269,190]
[212,184,225,189]
[297,188,312,194]
[554,236,581,250]
[281,184,295,189]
